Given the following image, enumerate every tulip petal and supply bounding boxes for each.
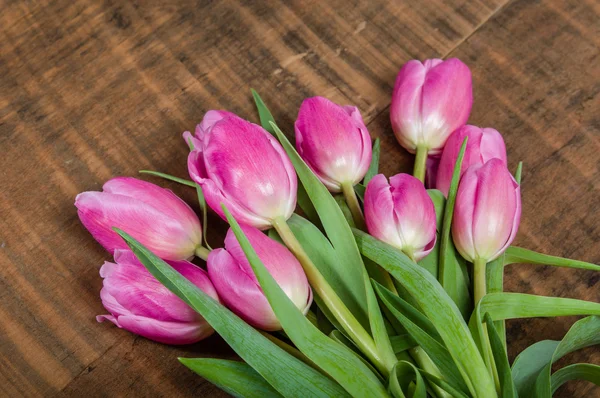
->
[420,58,472,153]
[99,313,214,345]
[207,248,280,331]
[364,174,404,248]
[76,192,198,260]
[390,60,428,152]
[295,97,371,190]
[471,159,518,261]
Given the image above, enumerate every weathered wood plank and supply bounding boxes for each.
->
[3,0,598,396]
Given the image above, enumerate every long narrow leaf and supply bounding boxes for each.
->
[179,358,282,398]
[139,170,196,187]
[534,316,600,397]
[551,364,600,394]
[438,139,471,318]
[374,282,468,394]
[486,254,506,347]
[483,313,516,397]
[278,214,369,329]
[115,229,344,398]
[389,361,427,398]
[354,229,495,397]
[224,208,388,398]
[364,138,380,185]
[504,246,600,271]
[272,123,369,325]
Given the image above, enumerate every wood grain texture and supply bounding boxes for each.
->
[0,0,597,396]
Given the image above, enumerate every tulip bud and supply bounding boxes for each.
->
[97,250,218,345]
[75,177,202,260]
[364,174,437,261]
[452,159,521,263]
[390,58,473,155]
[294,96,372,192]
[186,112,297,230]
[436,125,507,196]
[207,225,312,331]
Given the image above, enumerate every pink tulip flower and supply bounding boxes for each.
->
[207,225,312,331]
[390,58,473,155]
[364,173,437,261]
[97,250,218,345]
[452,159,521,263]
[185,112,297,230]
[75,177,202,260]
[436,125,507,196]
[425,155,440,189]
[295,97,372,192]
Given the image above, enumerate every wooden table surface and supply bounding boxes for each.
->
[1,0,598,396]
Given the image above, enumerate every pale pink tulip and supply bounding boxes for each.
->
[452,159,521,262]
[295,97,372,192]
[75,177,202,260]
[207,225,312,331]
[97,250,218,345]
[436,125,507,196]
[185,112,297,229]
[390,58,472,155]
[364,173,437,261]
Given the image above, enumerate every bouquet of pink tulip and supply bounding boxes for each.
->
[76,58,600,398]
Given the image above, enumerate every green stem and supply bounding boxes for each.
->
[409,347,452,398]
[474,258,501,393]
[194,246,211,261]
[473,258,487,305]
[341,182,367,231]
[273,217,392,377]
[413,145,428,183]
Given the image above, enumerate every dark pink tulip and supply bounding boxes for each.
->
[436,125,507,196]
[295,97,372,192]
[452,159,521,262]
[97,250,218,345]
[364,174,437,261]
[75,177,202,260]
[425,155,440,189]
[390,58,472,155]
[185,112,297,229]
[207,226,312,331]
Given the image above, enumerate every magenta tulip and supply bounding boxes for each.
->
[390,58,472,155]
[207,225,312,331]
[425,155,440,189]
[75,177,202,260]
[364,173,437,261]
[97,250,218,345]
[436,125,507,196]
[452,159,521,263]
[185,112,297,230]
[295,96,372,192]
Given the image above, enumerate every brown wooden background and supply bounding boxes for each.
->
[1,0,598,396]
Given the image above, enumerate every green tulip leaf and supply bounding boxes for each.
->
[373,282,468,394]
[486,254,506,347]
[354,184,366,202]
[388,361,427,398]
[139,170,196,187]
[551,364,600,395]
[273,123,370,326]
[224,208,389,398]
[179,358,282,398]
[483,313,516,398]
[364,138,380,185]
[438,138,471,318]
[353,229,496,397]
[417,190,446,279]
[504,246,600,271]
[114,229,345,398]
[329,330,386,384]
[390,334,417,354]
